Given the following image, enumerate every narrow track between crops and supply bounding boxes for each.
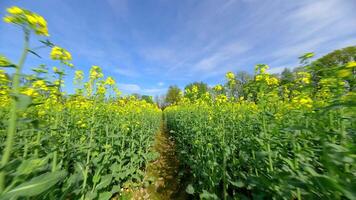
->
[131,121,187,200]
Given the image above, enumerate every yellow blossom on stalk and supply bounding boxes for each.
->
[346,61,356,68]
[213,84,223,92]
[89,65,103,80]
[21,88,38,97]
[105,77,115,86]
[32,80,48,91]
[97,84,106,95]
[74,70,84,81]
[266,76,279,86]
[299,97,313,108]
[337,69,352,78]
[296,72,311,84]
[7,6,23,15]
[216,94,228,104]
[50,46,72,61]
[255,64,269,74]
[3,6,49,36]
[52,67,59,73]
[0,69,9,83]
[192,85,198,94]
[292,96,313,108]
[255,75,263,81]
[225,72,235,80]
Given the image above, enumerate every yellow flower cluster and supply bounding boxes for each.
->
[21,87,38,97]
[225,72,235,80]
[74,70,84,81]
[89,65,104,80]
[0,69,9,83]
[50,46,72,61]
[346,61,356,68]
[3,6,49,36]
[266,76,279,86]
[215,94,228,104]
[292,96,313,108]
[255,64,269,74]
[32,80,49,91]
[213,84,223,92]
[296,72,311,84]
[105,77,115,86]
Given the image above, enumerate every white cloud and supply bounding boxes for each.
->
[117,83,141,92]
[158,82,165,86]
[117,83,166,95]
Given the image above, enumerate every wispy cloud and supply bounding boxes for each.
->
[117,83,166,95]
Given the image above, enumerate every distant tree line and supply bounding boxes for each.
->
[161,45,355,108]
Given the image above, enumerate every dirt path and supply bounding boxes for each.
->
[132,122,187,200]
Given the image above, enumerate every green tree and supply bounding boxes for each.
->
[280,68,294,85]
[310,46,356,79]
[165,85,182,105]
[184,82,208,100]
[141,95,154,104]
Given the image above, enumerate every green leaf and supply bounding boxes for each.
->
[99,191,112,200]
[199,190,218,200]
[16,157,48,175]
[1,171,67,199]
[14,94,33,110]
[185,184,195,194]
[28,49,42,58]
[0,54,15,67]
[229,180,245,188]
[85,191,97,200]
[96,174,112,190]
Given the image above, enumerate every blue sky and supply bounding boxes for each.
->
[1,0,356,96]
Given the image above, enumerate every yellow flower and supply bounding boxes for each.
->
[296,72,311,84]
[192,85,198,94]
[266,77,279,85]
[32,80,48,91]
[26,14,37,24]
[346,61,356,68]
[89,66,103,80]
[52,67,59,73]
[74,70,84,81]
[216,94,228,104]
[299,97,313,108]
[7,6,23,15]
[255,75,263,81]
[50,46,72,61]
[21,88,38,97]
[337,69,352,78]
[4,6,49,36]
[225,72,235,80]
[213,84,223,92]
[104,77,115,85]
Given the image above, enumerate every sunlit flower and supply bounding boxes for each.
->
[89,65,103,80]
[32,80,48,91]
[74,70,84,81]
[213,84,223,92]
[104,77,115,86]
[50,46,72,61]
[266,77,279,86]
[3,6,49,36]
[225,72,235,80]
[346,61,356,68]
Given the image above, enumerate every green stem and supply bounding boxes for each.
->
[0,28,29,192]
